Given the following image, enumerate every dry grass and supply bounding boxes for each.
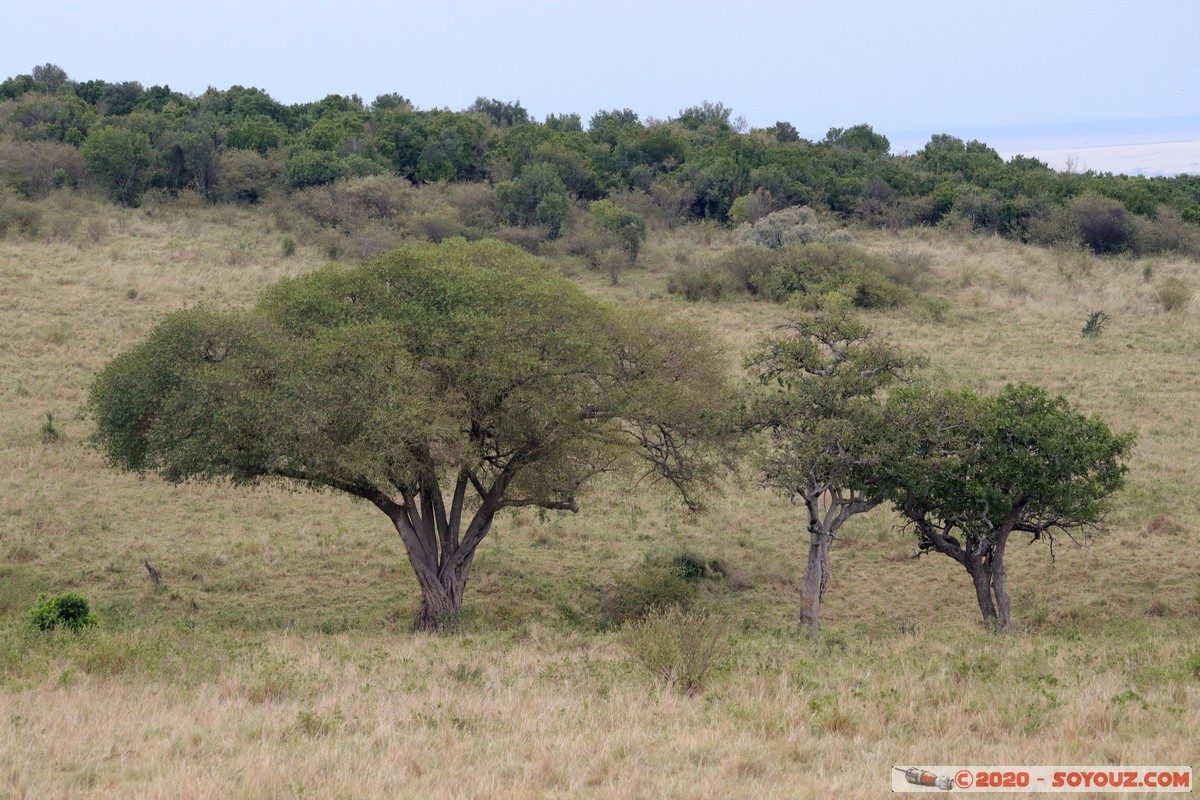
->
[1,200,1198,798]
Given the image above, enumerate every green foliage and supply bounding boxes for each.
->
[666,265,730,301]
[621,605,731,695]
[88,239,730,629]
[596,564,698,629]
[495,162,569,238]
[285,149,348,189]
[717,241,915,307]
[82,126,153,205]
[589,198,646,264]
[824,124,890,155]
[5,66,1199,258]
[227,114,288,154]
[887,384,1135,553]
[281,235,296,257]
[30,593,98,632]
[746,313,923,500]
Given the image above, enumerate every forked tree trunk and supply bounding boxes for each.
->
[964,531,1013,633]
[406,523,486,633]
[799,527,832,633]
[966,557,1000,629]
[798,491,878,634]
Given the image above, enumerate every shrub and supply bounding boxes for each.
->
[0,139,85,198]
[728,241,915,307]
[1070,193,1135,254]
[285,149,348,190]
[1081,310,1109,338]
[0,187,43,237]
[666,265,729,301]
[30,592,98,632]
[1156,276,1193,312]
[595,564,697,629]
[281,235,296,257]
[214,149,283,204]
[40,411,59,443]
[621,606,731,695]
[733,205,849,249]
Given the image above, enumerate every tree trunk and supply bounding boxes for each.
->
[414,567,469,633]
[799,527,832,633]
[990,531,1013,633]
[966,556,1000,630]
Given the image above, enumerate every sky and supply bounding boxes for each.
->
[4,0,1199,152]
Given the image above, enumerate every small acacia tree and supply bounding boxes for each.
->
[745,313,921,632]
[886,383,1134,632]
[88,239,730,631]
[590,199,647,282]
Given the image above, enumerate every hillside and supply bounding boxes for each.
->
[0,197,1197,798]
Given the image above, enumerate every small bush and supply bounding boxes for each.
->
[1081,310,1109,338]
[733,205,849,249]
[666,265,729,301]
[40,412,59,443]
[1156,276,1193,312]
[30,593,98,632]
[621,606,731,695]
[596,564,697,629]
[281,235,296,257]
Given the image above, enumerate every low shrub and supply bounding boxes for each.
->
[733,206,849,249]
[714,241,916,307]
[595,564,697,629]
[621,605,732,695]
[1156,276,1193,312]
[30,592,98,632]
[666,265,729,301]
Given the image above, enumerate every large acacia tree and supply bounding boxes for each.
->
[745,314,920,632]
[88,239,729,631]
[886,384,1134,632]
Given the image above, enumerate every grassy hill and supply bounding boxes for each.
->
[1,197,1197,798]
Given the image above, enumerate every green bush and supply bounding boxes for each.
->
[595,564,697,629]
[30,592,98,632]
[621,605,732,695]
[715,241,915,307]
[666,265,729,301]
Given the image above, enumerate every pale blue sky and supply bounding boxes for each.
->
[4,0,1198,147]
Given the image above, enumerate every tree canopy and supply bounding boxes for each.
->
[88,239,731,630]
[744,314,922,631]
[885,383,1135,631]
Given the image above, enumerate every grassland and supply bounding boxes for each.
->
[1,196,1197,798]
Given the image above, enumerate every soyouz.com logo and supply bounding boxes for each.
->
[892,765,1193,793]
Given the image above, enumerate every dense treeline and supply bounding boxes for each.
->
[2,63,1199,259]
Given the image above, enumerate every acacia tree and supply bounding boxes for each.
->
[886,384,1134,632]
[88,239,729,631]
[745,314,921,632]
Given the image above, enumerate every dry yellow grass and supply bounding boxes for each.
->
[1,199,1197,798]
